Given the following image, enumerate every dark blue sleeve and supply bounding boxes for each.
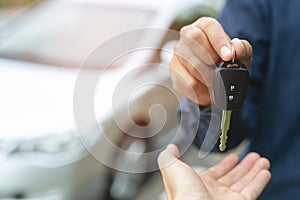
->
[220,0,271,141]
[179,0,271,150]
[179,98,244,151]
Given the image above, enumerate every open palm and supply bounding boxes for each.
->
[158,145,271,200]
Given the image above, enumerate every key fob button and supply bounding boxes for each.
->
[229,85,235,92]
[228,95,234,102]
[212,61,249,110]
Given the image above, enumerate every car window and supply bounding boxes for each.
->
[0,2,154,68]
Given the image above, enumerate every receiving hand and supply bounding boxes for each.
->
[158,144,271,200]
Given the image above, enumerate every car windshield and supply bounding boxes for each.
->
[0,2,154,68]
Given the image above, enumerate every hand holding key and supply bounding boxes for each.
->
[169,17,252,151]
[169,17,252,106]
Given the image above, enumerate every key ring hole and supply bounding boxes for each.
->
[226,63,239,68]
[220,60,246,68]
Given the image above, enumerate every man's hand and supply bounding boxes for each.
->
[158,144,271,200]
[169,17,252,106]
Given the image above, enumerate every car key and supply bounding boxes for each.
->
[212,46,249,151]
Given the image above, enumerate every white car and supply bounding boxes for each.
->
[0,0,223,199]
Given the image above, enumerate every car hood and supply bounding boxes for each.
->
[0,58,116,142]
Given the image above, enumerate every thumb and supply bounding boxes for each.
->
[158,144,181,200]
[158,144,207,199]
[158,144,180,169]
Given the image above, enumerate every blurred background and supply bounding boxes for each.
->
[0,0,247,200]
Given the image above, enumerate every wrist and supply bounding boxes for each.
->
[174,192,207,200]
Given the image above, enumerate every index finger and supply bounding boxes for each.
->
[193,17,232,61]
[201,154,239,179]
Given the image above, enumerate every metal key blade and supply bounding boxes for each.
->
[219,110,232,151]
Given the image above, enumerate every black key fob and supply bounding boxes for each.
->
[212,61,249,110]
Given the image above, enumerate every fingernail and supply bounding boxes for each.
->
[220,46,231,59]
